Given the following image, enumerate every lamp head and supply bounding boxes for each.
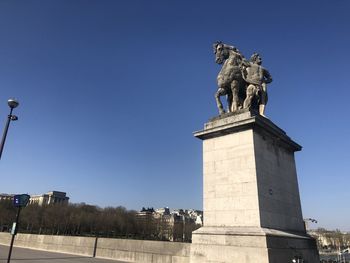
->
[8,98,19,109]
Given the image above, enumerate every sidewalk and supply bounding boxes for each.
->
[0,245,128,263]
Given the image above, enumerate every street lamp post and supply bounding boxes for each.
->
[7,194,30,263]
[0,98,19,160]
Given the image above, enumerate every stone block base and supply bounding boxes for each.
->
[190,227,320,263]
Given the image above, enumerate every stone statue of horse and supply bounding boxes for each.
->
[213,42,247,115]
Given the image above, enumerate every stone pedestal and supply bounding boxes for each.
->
[191,110,319,263]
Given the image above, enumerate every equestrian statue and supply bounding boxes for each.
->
[213,41,272,117]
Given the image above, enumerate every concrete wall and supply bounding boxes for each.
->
[0,233,190,263]
[0,232,95,256]
[96,238,190,263]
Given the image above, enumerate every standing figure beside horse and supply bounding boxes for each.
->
[242,52,272,117]
[213,42,273,116]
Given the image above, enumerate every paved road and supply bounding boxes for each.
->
[0,245,127,263]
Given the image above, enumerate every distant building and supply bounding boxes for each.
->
[155,207,170,215]
[1,191,69,206]
[137,207,155,215]
[136,207,203,241]
[29,191,69,205]
[0,193,14,201]
[136,207,155,222]
[309,229,350,251]
[187,209,203,225]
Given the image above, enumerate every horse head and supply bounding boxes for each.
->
[213,41,242,65]
[213,41,229,64]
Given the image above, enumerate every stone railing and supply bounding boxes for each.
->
[0,232,190,263]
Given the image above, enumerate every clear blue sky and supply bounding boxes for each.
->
[0,0,349,231]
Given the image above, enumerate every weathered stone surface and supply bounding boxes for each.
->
[191,110,319,262]
[212,42,272,116]
[0,233,95,256]
[191,227,319,263]
[0,233,191,263]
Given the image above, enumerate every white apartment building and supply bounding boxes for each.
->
[29,191,69,205]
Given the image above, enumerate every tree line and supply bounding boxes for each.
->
[0,200,200,242]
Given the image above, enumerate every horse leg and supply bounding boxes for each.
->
[215,87,227,115]
[243,84,255,109]
[230,80,240,112]
[226,92,233,113]
[238,79,246,110]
